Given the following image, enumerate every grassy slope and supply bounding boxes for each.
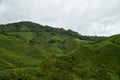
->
[0,21,120,80]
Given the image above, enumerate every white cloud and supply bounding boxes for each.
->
[0,0,120,36]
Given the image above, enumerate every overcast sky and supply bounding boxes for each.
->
[0,0,120,36]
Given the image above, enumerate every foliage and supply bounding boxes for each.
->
[0,21,119,80]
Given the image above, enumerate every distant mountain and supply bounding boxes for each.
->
[0,21,119,80]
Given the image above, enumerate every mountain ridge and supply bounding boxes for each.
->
[0,21,119,80]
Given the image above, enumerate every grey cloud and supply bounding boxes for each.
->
[0,0,120,36]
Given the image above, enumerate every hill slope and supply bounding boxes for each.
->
[0,21,119,80]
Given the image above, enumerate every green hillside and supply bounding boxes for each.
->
[0,21,119,80]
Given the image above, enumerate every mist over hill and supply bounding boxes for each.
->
[0,21,119,80]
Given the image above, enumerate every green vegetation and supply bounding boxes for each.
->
[0,21,119,80]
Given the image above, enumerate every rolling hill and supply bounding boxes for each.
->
[0,21,119,80]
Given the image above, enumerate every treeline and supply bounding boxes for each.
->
[0,21,105,41]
